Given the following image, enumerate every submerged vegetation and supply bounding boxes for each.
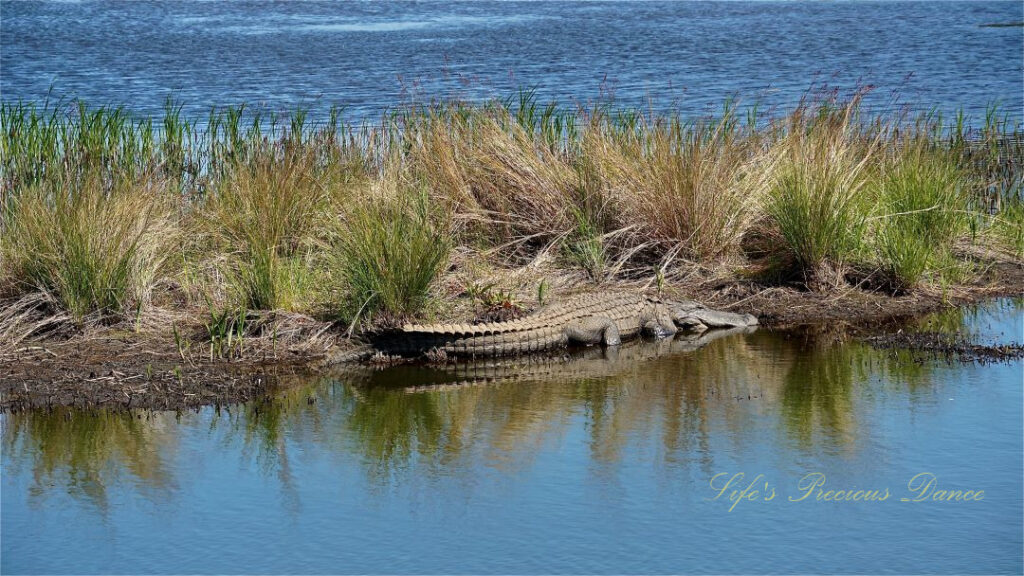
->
[0,90,1021,343]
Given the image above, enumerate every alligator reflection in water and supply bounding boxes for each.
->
[346,325,758,392]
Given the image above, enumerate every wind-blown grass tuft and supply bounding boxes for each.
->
[0,175,177,321]
[333,182,452,326]
[872,142,970,290]
[764,108,875,286]
[196,151,341,311]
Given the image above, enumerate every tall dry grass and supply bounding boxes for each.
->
[580,111,769,264]
[0,174,178,321]
[405,107,576,248]
[194,151,349,311]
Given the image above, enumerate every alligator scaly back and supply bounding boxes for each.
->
[364,291,758,359]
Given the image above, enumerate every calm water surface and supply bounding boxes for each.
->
[2,1,1022,120]
[2,302,1022,574]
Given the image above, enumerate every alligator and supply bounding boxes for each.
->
[339,292,757,362]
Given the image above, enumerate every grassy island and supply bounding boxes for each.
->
[1,91,1021,409]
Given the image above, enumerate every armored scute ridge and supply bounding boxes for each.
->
[366,292,758,359]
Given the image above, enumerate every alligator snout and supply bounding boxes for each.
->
[672,307,759,332]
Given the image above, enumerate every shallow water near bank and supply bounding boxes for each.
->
[2,301,1022,574]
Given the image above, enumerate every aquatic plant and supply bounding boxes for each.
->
[205,305,248,360]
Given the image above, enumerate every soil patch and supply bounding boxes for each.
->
[0,334,321,412]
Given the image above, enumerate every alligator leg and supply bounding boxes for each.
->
[565,317,621,347]
[642,304,679,338]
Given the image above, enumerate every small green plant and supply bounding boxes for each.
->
[564,206,608,282]
[463,280,522,321]
[172,324,192,362]
[537,279,549,306]
[205,306,247,360]
[466,281,520,309]
[655,268,666,297]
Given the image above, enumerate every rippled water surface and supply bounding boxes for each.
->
[2,302,1022,574]
[2,1,1022,120]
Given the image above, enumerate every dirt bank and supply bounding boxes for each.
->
[2,261,1021,412]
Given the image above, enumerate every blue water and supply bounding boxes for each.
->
[2,302,1022,574]
[2,1,1022,121]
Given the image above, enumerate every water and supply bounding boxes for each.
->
[2,302,1022,574]
[2,3,1023,572]
[2,1,1022,122]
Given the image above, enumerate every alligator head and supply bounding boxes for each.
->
[666,300,758,332]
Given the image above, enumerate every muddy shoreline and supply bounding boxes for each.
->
[2,262,1021,413]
